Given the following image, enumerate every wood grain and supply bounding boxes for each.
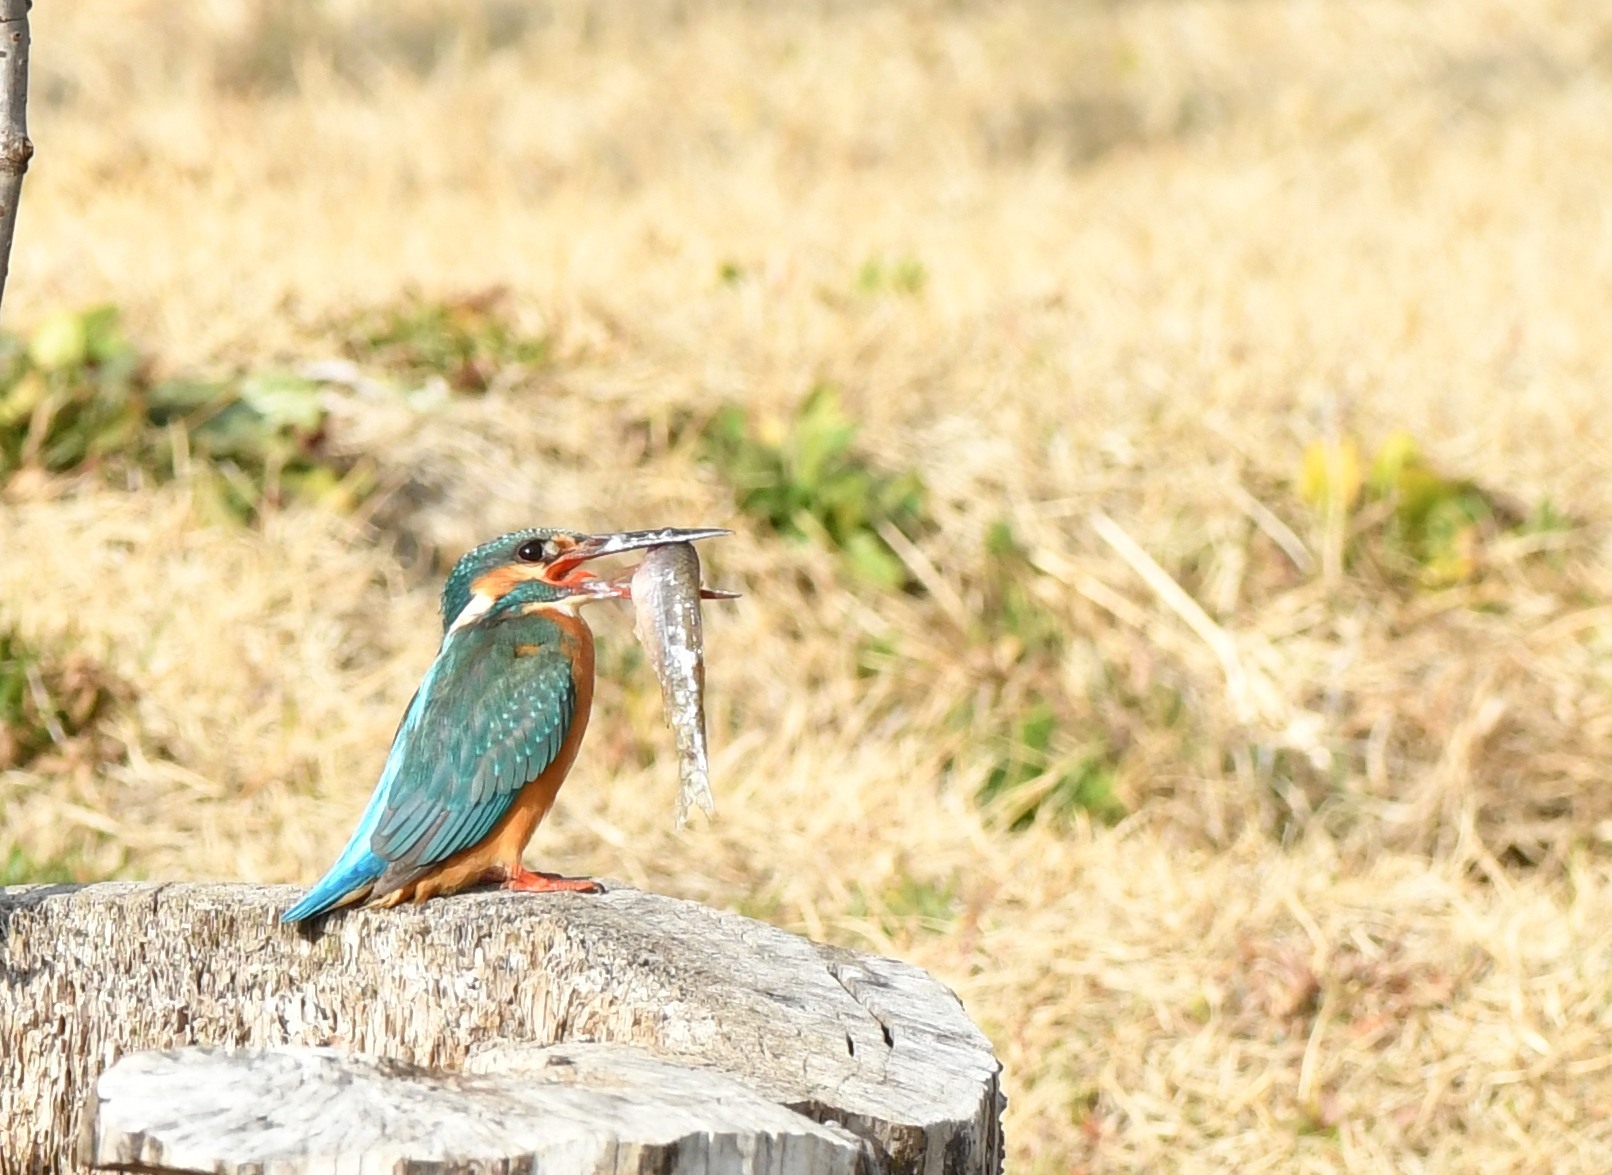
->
[83,1042,866,1174]
[1,882,1002,1174]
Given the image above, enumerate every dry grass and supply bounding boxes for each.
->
[5,0,1612,1169]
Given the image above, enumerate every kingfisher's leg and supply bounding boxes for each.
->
[505,865,603,894]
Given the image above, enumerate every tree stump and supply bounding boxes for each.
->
[84,1043,871,1174]
[0,882,1003,1174]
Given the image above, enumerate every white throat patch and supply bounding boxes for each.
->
[448,589,591,634]
[446,592,496,635]
[521,595,588,618]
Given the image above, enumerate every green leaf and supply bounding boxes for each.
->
[0,370,47,427]
[239,371,325,433]
[699,388,930,594]
[842,529,908,589]
[189,399,274,461]
[789,387,857,491]
[29,310,89,373]
[1366,429,1420,498]
[146,378,231,426]
[985,520,1020,559]
[81,305,131,365]
[892,257,926,294]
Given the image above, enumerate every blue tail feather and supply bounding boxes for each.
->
[280,850,386,922]
[282,644,444,923]
[281,752,401,922]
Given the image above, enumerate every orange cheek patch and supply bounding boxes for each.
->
[472,565,548,599]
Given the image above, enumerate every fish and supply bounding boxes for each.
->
[625,542,737,827]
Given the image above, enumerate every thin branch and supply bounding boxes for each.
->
[0,0,30,319]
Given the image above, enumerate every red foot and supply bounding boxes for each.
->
[504,866,603,895]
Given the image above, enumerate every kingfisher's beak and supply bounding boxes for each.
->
[568,527,732,562]
[558,528,739,601]
[548,527,730,588]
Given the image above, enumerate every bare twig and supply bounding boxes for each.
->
[0,0,30,318]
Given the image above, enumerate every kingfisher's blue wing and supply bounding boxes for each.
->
[281,614,582,925]
[368,622,578,879]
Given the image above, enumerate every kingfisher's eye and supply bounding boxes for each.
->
[515,539,550,563]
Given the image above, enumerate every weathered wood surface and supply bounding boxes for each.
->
[83,1043,867,1174]
[1,882,1002,1175]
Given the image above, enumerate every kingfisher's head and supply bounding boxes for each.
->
[440,526,730,633]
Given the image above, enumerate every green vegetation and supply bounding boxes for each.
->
[980,521,1065,659]
[0,625,123,771]
[848,871,959,938]
[855,255,927,296]
[337,289,549,392]
[702,386,929,590]
[0,846,84,886]
[1298,430,1558,587]
[0,306,367,523]
[731,886,786,924]
[0,297,553,525]
[965,523,1126,829]
[977,702,1126,830]
[0,306,142,475]
[153,370,376,523]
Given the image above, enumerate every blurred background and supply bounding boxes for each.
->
[3,1,1611,1170]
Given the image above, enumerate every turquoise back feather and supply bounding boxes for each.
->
[282,596,582,922]
[371,608,577,883]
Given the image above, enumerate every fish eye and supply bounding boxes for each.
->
[515,538,551,563]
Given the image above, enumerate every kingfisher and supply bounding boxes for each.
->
[281,526,728,923]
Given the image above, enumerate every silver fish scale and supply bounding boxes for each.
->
[630,542,716,828]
